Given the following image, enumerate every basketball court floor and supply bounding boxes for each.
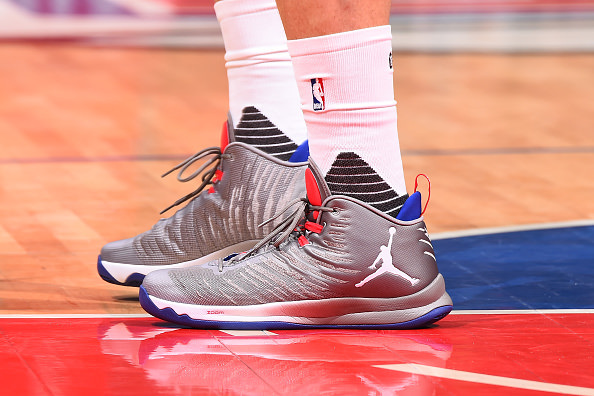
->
[1,0,593,394]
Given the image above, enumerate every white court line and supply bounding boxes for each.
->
[431,219,594,240]
[219,330,277,337]
[0,314,152,319]
[452,309,594,315]
[375,364,594,396]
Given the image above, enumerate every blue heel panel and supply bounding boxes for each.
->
[289,140,309,163]
[396,191,422,221]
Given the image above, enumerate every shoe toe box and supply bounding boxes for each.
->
[100,237,140,265]
[142,267,198,305]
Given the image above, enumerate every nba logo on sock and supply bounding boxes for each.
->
[311,78,325,111]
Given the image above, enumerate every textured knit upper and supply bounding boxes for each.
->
[101,143,306,266]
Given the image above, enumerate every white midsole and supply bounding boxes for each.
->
[150,293,452,325]
[101,240,259,283]
[148,275,452,325]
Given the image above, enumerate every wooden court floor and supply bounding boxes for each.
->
[0,44,593,314]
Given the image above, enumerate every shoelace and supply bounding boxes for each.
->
[219,197,334,271]
[160,147,230,214]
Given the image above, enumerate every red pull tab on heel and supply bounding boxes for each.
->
[414,174,431,216]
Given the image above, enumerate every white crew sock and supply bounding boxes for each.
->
[215,0,307,161]
[287,25,408,217]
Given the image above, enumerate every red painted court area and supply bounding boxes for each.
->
[2,313,593,395]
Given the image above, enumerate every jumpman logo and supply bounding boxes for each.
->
[355,227,420,288]
[311,78,325,111]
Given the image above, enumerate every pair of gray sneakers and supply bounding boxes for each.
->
[99,121,452,329]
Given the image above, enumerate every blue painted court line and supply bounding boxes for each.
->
[434,224,594,310]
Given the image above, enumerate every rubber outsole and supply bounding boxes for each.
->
[139,285,453,330]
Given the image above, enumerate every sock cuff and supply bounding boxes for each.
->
[287,25,396,114]
[286,25,392,58]
[214,0,277,21]
[215,0,288,61]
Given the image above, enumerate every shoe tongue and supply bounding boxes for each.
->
[305,159,332,206]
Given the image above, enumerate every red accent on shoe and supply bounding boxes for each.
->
[305,168,322,220]
[304,221,323,233]
[298,235,310,246]
[220,121,229,151]
[208,170,224,194]
[305,168,322,206]
[414,174,431,215]
[212,169,224,183]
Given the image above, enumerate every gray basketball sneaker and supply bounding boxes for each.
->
[138,159,453,329]
[98,119,308,287]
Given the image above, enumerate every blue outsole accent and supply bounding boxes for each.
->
[97,255,145,287]
[139,286,452,330]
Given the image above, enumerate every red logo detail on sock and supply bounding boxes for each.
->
[311,78,325,111]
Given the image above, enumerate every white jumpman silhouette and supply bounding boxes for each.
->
[355,227,420,287]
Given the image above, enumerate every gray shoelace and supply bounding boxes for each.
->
[160,147,231,214]
[218,197,334,271]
